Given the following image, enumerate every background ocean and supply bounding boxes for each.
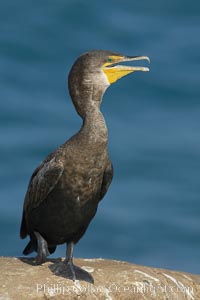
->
[1,0,200,275]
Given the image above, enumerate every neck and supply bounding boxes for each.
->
[80,105,108,146]
[69,79,109,146]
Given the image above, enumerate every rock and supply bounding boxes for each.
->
[0,256,199,299]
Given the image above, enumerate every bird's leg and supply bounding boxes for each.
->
[50,241,94,283]
[34,231,50,264]
[50,241,77,281]
[63,242,76,281]
[65,241,74,263]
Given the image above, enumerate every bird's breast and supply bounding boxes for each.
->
[58,151,108,206]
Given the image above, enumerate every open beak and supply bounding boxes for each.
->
[102,55,150,84]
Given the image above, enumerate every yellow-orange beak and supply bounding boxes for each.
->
[102,55,150,84]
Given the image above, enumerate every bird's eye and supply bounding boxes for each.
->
[107,58,113,63]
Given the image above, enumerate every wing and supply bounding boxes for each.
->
[20,156,64,238]
[100,161,113,200]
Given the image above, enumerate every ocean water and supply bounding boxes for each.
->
[1,0,200,275]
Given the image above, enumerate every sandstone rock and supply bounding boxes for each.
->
[0,257,199,299]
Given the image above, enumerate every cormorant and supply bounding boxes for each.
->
[20,50,150,282]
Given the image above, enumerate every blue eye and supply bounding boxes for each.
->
[107,58,113,63]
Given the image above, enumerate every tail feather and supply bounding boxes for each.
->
[23,240,37,255]
[20,211,27,239]
[23,239,57,256]
[48,246,56,254]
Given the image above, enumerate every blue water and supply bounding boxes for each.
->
[1,0,200,275]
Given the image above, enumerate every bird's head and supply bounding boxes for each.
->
[68,50,150,117]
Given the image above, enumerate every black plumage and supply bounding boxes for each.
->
[20,50,149,282]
